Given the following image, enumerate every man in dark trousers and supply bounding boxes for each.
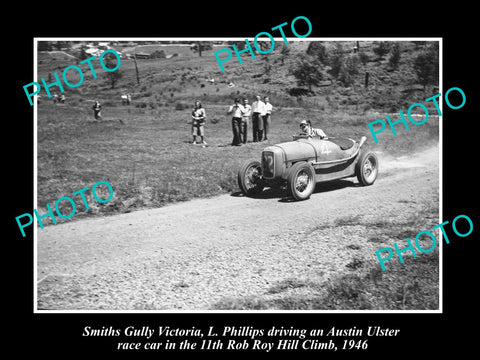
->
[251,95,266,142]
[262,96,273,140]
[241,97,252,144]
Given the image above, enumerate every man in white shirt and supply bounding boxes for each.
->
[241,98,252,144]
[262,96,273,141]
[251,95,266,142]
[227,98,245,146]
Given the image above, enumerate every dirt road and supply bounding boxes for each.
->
[37,146,439,310]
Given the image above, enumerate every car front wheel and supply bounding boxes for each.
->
[238,160,265,196]
[287,162,316,200]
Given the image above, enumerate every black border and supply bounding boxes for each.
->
[7,6,478,358]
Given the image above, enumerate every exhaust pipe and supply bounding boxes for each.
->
[358,136,367,148]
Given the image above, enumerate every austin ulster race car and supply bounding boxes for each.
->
[238,135,379,200]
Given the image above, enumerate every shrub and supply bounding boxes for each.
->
[389,43,401,70]
[373,41,391,59]
[362,104,372,113]
[175,102,187,111]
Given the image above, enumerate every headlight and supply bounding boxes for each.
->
[262,151,275,178]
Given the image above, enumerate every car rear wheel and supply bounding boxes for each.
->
[356,151,379,185]
[238,160,265,196]
[287,162,316,200]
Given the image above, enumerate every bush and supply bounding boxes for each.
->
[150,50,166,59]
[175,102,187,111]
[373,41,391,59]
[358,52,369,65]
[389,43,401,70]
[362,104,372,113]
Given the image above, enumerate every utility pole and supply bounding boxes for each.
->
[133,54,140,85]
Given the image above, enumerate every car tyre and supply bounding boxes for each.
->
[287,161,316,200]
[238,160,265,196]
[356,151,379,185]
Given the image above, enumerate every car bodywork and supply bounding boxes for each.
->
[238,135,379,200]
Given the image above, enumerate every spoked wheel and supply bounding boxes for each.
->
[238,160,265,196]
[287,162,316,200]
[356,151,379,185]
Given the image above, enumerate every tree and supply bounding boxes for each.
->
[255,38,274,54]
[263,56,271,76]
[358,51,370,66]
[325,43,361,87]
[103,53,123,89]
[291,55,324,92]
[412,41,426,50]
[388,43,401,70]
[413,47,439,90]
[150,50,166,59]
[228,41,246,51]
[53,41,71,50]
[327,43,345,79]
[279,44,290,65]
[373,41,391,59]
[338,55,360,87]
[191,42,212,57]
[306,42,328,63]
[38,41,53,51]
[79,45,89,60]
[104,70,123,89]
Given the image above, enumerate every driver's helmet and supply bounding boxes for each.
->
[300,119,309,131]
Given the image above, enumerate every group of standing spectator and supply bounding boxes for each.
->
[189,96,273,146]
[227,95,272,146]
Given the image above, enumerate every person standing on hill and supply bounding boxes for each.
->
[92,100,102,120]
[251,95,266,142]
[227,98,245,146]
[191,100,207,145]
[262,96,273,141]
[241,97,252,144]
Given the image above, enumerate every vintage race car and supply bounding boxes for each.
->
[238,135,378,200]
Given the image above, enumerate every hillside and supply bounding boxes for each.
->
[34,38,440,226]
[36,40,439,114]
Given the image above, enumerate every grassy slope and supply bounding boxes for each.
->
[36,40,440,220]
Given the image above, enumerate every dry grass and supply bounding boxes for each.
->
[213,249,439,311]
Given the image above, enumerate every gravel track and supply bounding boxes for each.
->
[37,146,439,310]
